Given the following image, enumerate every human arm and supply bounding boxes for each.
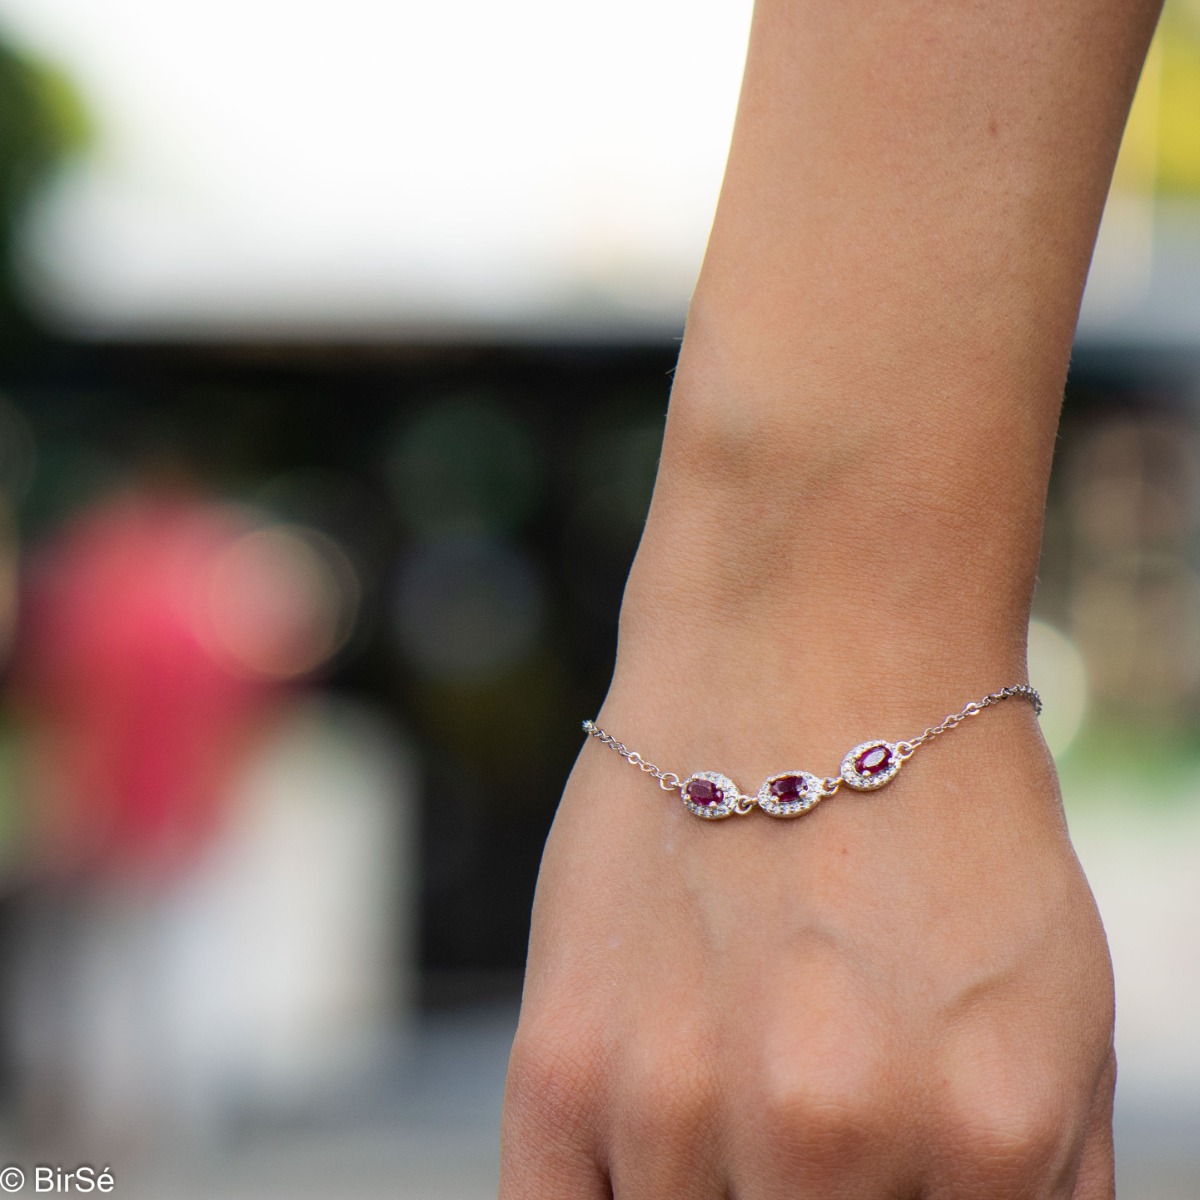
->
[501,1,1162,1196]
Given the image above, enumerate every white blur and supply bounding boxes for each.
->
[0,0,749,338]
[1027,618,1089,758]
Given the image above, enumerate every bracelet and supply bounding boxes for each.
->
[582,685,1042,820]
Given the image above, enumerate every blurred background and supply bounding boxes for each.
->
[0,0,1193,1196]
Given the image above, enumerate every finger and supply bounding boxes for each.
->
[729,1070,905,1200]
[499,1143,609,1200]
[499,1032,611,1200]
[1068,1052,1116,1200]
[608,1135,726,1200]
[726,985,908,1200]
[923,1026,1077,1200]
[604,1032,726,1200]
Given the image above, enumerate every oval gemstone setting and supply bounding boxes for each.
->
[681,771,739,820]
[855,745,892,776]
[840,740,902,791]
[757,771,824,818]
[686,779,723,807]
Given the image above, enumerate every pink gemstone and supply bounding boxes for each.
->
[854,746,892,776]
[769,775,806,803]
[686,779,723,807]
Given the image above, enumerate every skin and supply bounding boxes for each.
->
[501,1,1163,1196]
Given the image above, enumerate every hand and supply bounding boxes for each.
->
[499,0,1157,1185]
[501,696,1115,1198]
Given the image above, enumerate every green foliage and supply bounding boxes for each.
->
[1059,718,1200,807]
[0,33,90,342]
[1155,2,1200,195]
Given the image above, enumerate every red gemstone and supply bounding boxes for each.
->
[769,775,807,803]
[686,779,723,807]
[854,745,892,776]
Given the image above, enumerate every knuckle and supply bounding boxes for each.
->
[755,1059,885,1170]
[504,1019,601,1137]
[941,1084,1068,1177]
[618,1041,715,1145]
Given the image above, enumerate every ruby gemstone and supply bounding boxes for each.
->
[769,775,807,803]
[854,746,892,776]
[686,779,724,807]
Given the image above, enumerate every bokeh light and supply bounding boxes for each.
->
[1027,618,1089,757]
[202,520,360,681]
[392,535,544,681]
[386,396,540,537]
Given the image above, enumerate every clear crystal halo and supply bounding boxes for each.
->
[756,770,825,818]
[680,771,741,820]
[839,740,902,791]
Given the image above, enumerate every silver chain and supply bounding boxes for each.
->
[581,684,1041,803]
[580,720,684,791]
[899,684,1041,753]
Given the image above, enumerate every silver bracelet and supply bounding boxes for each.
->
[582,685,1042,820]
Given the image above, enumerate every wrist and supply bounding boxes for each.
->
[600,631,1043,806]
[617,476,1035,728]
[621,358,1041,691]
[647,308,1052,604]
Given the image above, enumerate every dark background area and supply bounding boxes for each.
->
[2,336,1196,981]
[2,337,681,976]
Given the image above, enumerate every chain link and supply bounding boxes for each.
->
[904,684,1042,751]
[581,685,1041,802]
[581,720,683,791]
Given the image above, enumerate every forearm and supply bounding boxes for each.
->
[609,0,1161,734]
[506,9,1154,1194]
[685,0,1160,442]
